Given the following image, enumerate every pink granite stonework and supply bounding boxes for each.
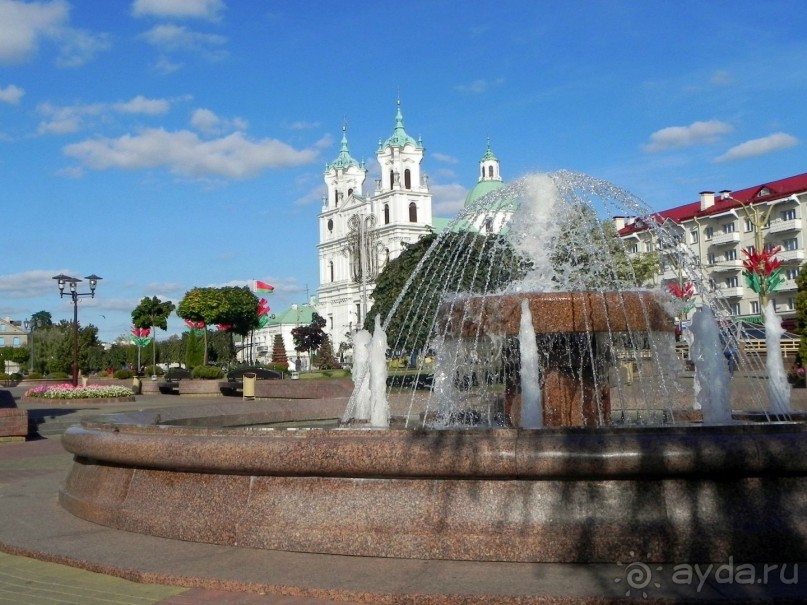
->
[59,402,807,563]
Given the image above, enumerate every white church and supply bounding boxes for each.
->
[316,103,504,357]
[237,104,504,367]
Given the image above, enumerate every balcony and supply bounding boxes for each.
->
[718,286,744,298]
[778,249,805,263]
[769,218,803,234]
[709,259,743,272]
[709,232,741,246]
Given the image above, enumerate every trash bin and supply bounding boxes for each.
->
[132,377,142,395]
[291,371,300,380]
[243,372,256,400]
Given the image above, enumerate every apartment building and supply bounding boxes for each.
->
[617,172,807,326]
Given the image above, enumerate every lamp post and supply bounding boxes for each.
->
[23,318,36,374]
[52,274,102,387]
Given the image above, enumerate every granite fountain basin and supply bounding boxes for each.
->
[60,400,807,563]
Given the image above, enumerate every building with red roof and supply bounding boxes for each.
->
[617,171,807,325]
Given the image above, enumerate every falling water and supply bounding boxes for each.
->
[369,315,390,427]
[763,300,791,417]
[518,299,543,428]
[345,330,372,422]
[690,306,732,424]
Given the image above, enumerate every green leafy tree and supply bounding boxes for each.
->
[368,231,528,354]
[291,312,327,366]
[794,262,807,362]
[0,346,29,373]
[184,329,205,369]
[177,287,259,365]
[132,296,176,373]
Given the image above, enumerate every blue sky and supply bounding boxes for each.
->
[1,0,806,343]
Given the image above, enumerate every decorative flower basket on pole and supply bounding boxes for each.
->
[130,326,152,372]
[742,245,783,309]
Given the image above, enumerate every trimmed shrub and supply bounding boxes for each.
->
[192,365,224,379]
[114,369,135,379]
[49,372,70,380]
[26,372,43,380]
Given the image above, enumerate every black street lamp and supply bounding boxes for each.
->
[23,318,36,374]
[52,274,102,387]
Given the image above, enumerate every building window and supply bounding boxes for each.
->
[329,315,334,330]
[327,219,333,233]
[484,217,493,233]
[356,303,362,326]
[705,226,713,240]
[0,338,4,346]
[384,204,390,225]
[782,208,797,221]
[409,202,417,222]
[786,267,800,280]
[726,276,739,288]
[627,243,638,254]
[404,169,411,189]
[348,188,353,197]
[389,170,395,189]
[722,222,735,234]
[787,297,795,310]
[707,253,716,265]
[784,237,799,251]
[730,303,741,315]
[744,219,755,232]
[725,249,737,261]
[750,300,760,315]
[12,337,19,346]
[644,241,654,253]
[690,229,698,244]
[488,165,493,178]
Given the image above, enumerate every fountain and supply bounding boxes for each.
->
[59,171,806,564]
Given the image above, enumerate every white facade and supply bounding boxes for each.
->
[317,104,433,353]
[617,174,807,327]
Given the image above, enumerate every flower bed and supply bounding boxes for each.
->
[24,383,135,401]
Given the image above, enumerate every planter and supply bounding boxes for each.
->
[0,408,27,439]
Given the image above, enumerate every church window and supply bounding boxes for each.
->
[384,204,390,224]
[329,261,334,282]
[488,165,493,178]
[348,188,353,197]
[389,170,395,189]
[409,202,418,223]
[481,165,485,178]
[327,219,333,233]
[334,190,338,206]
[484,218,493,233]
[404,169,411,189]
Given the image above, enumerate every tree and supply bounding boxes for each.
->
[132,296,176,373]
[0,347,29,374]
[291,312,327,367]
[177,287,259,365]
[316,335,340,370]
[29,310,53,329]
[368,231,528,354]
[794,262,807,363]
[271,334,289,367]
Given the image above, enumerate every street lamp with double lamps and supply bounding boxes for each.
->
[52,274,102,387]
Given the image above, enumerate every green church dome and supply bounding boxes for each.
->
[464,179,504,208]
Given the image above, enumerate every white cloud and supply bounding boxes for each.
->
[710,70,734,86]
[113,95,170,115]
[63,128,320,179]
[644,120,733,152]
[37,95,173,134]
[287,120,321,130]
[132,0,225,21]
[432,152,458,164]
[0,83,24,104]
[0,0,107,66]
[0,269,69,298]
[190,107,247,134]
[714,132,799,163]
[431,183,468,216]
[140,23,226,57]
[454,78,504,94]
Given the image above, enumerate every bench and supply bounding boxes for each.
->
[157,368,193,394]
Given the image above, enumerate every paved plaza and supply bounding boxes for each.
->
[0,384,805,604]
